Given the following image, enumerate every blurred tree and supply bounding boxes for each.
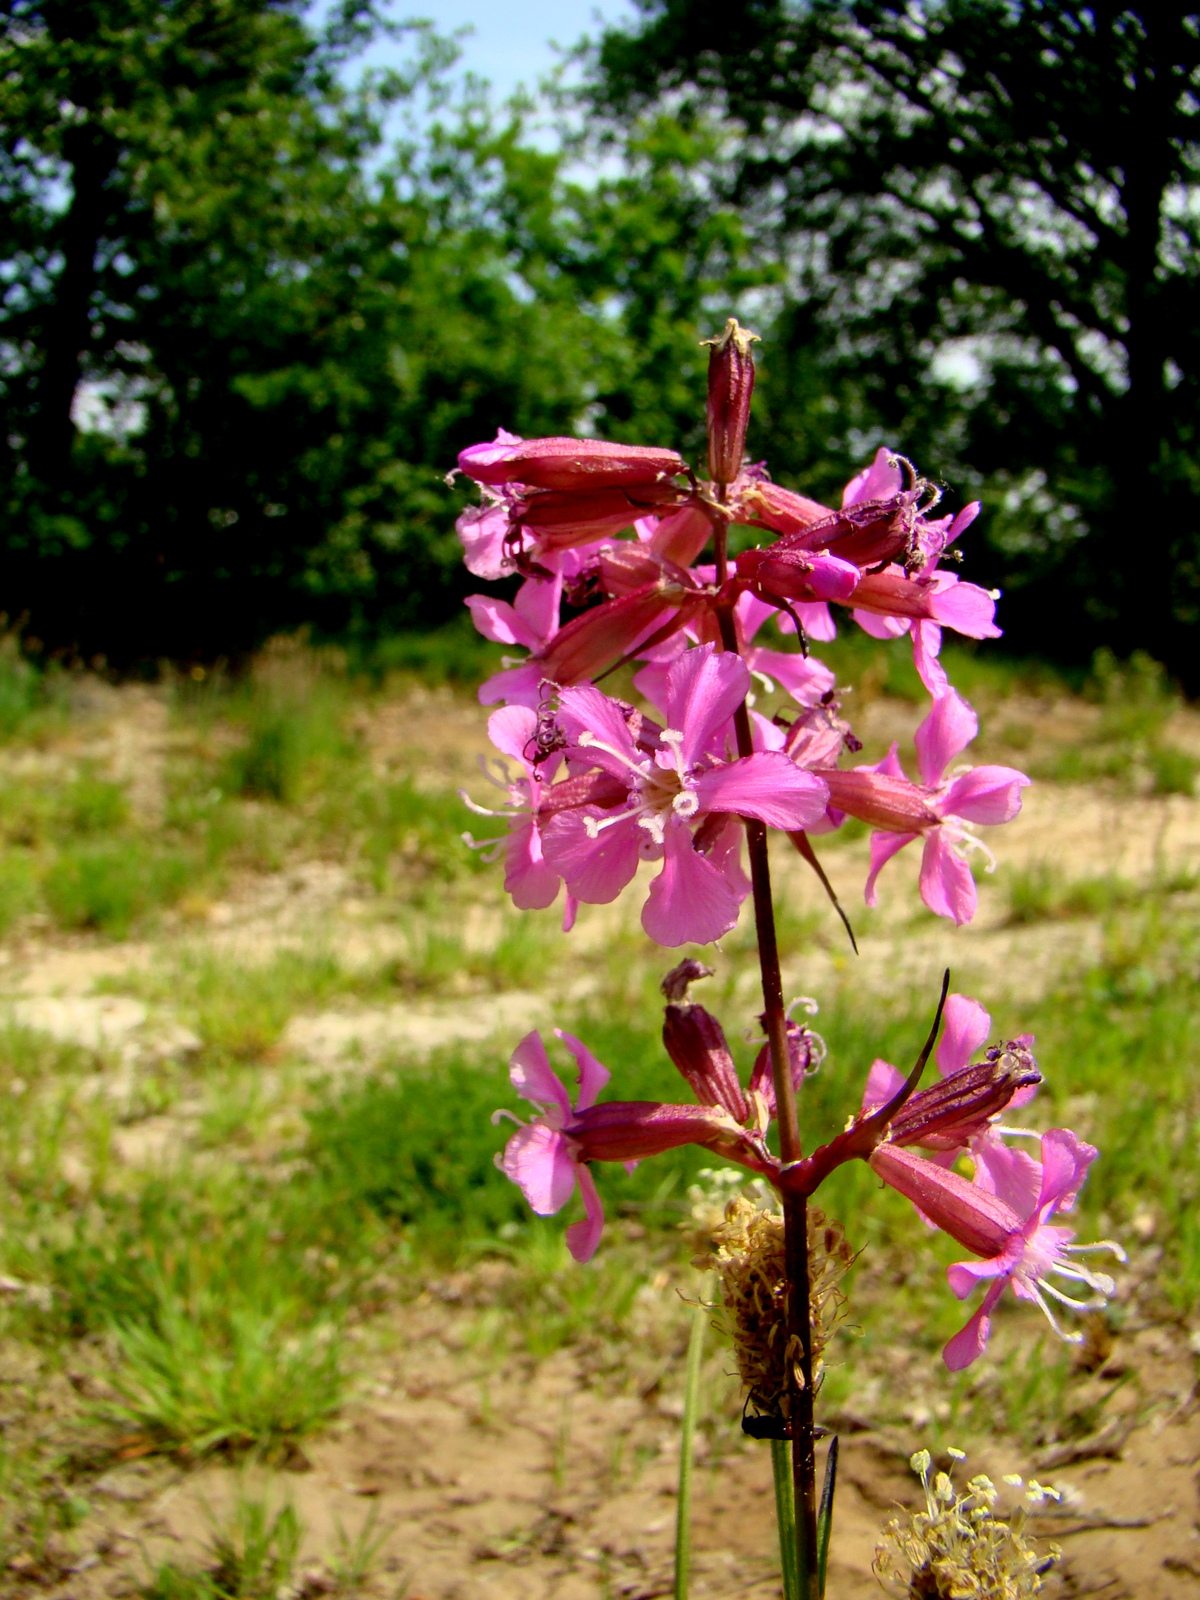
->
[587,2,1200,678]
[0,2,612,657]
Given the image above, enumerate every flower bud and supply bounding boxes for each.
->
[703,319,759,486]
[459,434,685,491]
[869,1145,1018,1259]
[536,585,700,686]
[889,1048,1042,1152]
[663,1001,750,1123]
[513,482,686,551]
[816,767,940,832]
[565,1100,747,1163]
[735,546,862,603]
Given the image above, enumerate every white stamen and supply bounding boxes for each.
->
[583,809,634,840]
[1040,1280,1107,1313]
[1051,1263,1116,1295]
[459,789,515,818]
[490,1109,525,1128]
[950,823,997,874]
[1027,1283,1085,1344]
[1064,1239,1127,1262]
[462,831,506,863]
[673,789,699,819]
[638,812,667,846]
[992,1125,1041,1139]
[576,730,649,780]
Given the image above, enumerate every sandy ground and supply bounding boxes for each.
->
[4,680,1200,1597]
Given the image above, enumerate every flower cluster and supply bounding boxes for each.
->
[492,968,1120,1368]
[454,322,1119,1396]
[875,1449,1061,1598]
[457,387,1028,936]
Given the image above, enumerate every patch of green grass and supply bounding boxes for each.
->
[347,616,505,689]
[44,839,195,936]
[108,1295,343,1457]
[142,1481,303,1599]
[1004,862,1196,925]
[1147,743,1197,796]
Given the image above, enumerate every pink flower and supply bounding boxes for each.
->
[460,706,569,912]
[847,561,998,696]
[457,483,529,580]
[632,593,835,718]
[498,1029,613,1261]
[819,690,1030,925]
[869,1131,1124,1370]
[497,1029,773,1260]
[465,549,610,708]
[541,645,830,945]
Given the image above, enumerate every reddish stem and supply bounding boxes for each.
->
[711,517,819,1594]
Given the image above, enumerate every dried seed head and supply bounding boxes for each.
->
[874,1451,1061,1598]
[694,1194,857,1426]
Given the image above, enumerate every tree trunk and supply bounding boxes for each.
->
[30,124,116,482]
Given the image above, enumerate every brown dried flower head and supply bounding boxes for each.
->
[693,1190,856,1425]
[874,1450,1061,1599]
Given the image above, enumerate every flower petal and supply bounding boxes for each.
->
[943,1280,1007,1371]
[861,1058,906,1112]
[1036,1128,1099,1218]
[853,609,910,640]
[911,620,948,697]
[501,1122,577,1215]
[514,567,563,641]
[642,816,742,946]
[504,817,562,910]
[864,830,917,906]
[554,1029,611,1112]
[694,753,830,831]
[919,830,977,925]
[972,1140,1043,1220]
[565,1165,605,1261]
[937,994,992,1075]
[488,705,538,766]
[665,644,751,766]
[842,446,903,508]
[942,765,1030,825]
[465,595,542,651]
[928,576,1002,640]
[746,647,836,708]
[914,689,978,788]
[509,1031,571,1119]
[478,660,544,709]
[541,807,641,904]
[557,685,641,775]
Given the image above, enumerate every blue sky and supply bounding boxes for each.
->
[319,0,639,103]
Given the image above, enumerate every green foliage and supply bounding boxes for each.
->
[107,1300,343,1457]
[44,839,193,935]
[1003,864,1199,926]
[142,1484,303,1600]
[587,2,1200,682]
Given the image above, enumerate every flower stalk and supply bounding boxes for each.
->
[713,521,819,1589]
[458,320,1121,1597]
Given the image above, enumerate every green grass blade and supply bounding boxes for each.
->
[771,1438,800,1600]
[674,1302,706,1600]
[817,1435,838,1597]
